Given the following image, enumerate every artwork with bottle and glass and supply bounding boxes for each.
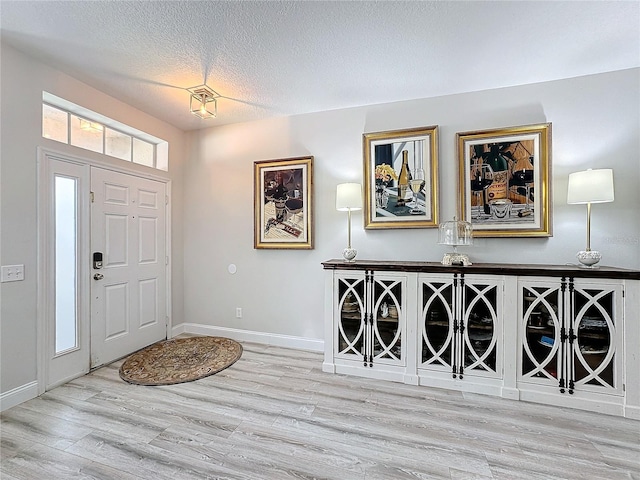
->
[254,156,313,249]
[363,126,439,229]
[457,123,552,237]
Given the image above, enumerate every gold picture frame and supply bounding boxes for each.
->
[363,126,439,229]
[457,123,552,237]
[254,156,313,249]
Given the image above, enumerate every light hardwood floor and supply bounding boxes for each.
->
[1,342,639,479]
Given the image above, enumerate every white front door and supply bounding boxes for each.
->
[90,167,167,368]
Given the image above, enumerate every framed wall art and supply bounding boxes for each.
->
[363,126,439,229]
[457,123,552,237]
[254,156,313,249]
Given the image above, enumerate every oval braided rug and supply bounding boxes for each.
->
[119,336,243,386]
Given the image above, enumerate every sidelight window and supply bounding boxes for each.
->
[54,175,78,354]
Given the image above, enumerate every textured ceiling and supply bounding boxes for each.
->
[1,1,639,131]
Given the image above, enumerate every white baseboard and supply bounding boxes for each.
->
[322,362,336,373]
[403,374,419,386]
[172,323,324,352]
[624,405,640,420]
[501,387,521,400]
[1,381,38,412]
[518,389,624,417]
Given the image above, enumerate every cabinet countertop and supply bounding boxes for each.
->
[321,259,640,280]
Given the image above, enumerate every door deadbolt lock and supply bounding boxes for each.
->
[93,252,103,270]
[93,273,104,280]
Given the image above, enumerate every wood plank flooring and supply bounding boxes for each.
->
[1,342,639,479]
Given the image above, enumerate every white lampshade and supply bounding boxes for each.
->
[336,183,362,211]
[567,169,615,204]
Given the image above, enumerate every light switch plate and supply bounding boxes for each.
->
[1,264,25,282]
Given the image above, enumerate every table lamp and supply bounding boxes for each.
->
[438,217,473,266]
[336,183,362,262]
[567,168,614,267]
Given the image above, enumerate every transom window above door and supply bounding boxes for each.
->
[42,92,169,171]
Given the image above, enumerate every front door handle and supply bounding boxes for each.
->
[93,273,104,280]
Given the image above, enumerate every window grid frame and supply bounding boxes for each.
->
[42,101,163,171]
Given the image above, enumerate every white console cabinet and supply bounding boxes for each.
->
[418,273,504,396]
[323,260,640,418]
[517,277,625,414]
[333,270,408,381]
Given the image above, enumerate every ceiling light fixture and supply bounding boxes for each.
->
[188,84,219,119]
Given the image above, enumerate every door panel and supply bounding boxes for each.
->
[104,282,129,339]
[104,182,129,204]
[139,278,158,327]
[139,216,158,262]
[90,167,167,367]
[105,214,128,265]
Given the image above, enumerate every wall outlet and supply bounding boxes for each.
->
[236,307,242,318]
[1,264,25,282]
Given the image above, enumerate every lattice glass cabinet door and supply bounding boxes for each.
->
[520,283,561,384]
[519,278,623,396]
[463,279,501,377]
[571,282,622,394]
[420,275,502,380]
[336,273,366,362]
[371,275,404,365]
[420,278,455,372]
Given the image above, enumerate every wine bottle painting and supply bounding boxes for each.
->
[263,168,305,236]
[364,126,439,229]
[254,156,313,249]
[468,140,535,223]
[373,144,426,215]
[457,124,552,238]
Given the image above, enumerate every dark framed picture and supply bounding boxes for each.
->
[457,123,552,237]
[363,126,439,229]
[254,156,313,249]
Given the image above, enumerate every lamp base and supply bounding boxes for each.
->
[441,252,472,266]
[576,250,602,268]
[342,247,357,262]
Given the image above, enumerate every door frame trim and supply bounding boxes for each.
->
[36,147,172,395]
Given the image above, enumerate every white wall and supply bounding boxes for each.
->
[0,45,186,397]
[182,69,640,344]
